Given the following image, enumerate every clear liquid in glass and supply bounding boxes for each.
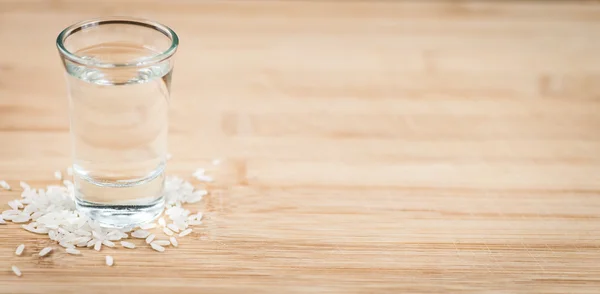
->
[66,42,171,227]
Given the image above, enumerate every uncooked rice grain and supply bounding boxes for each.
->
[175,220,188,231]
[152,240,170,246]
[2,210,19,217]
[15,244,25,256]
[11,265,21,277]
[131,230,150,239]
[140,223,157,230]
[170,237,178,247]
[76,240,88,247]
[150,243,165,252]
[163,227,174,236]
[92,230,105,240]
[66,248,81,255]
[54,171,62,180]
[193,175,214,183]
[22,225,46,234]
[94,241,102,251]
[0,180,10,190]
[67,167,73,176]
[19,181,30,190]
[106,235,121,241]
[121,241,135,249]
[179,228,192,237]
[12,215,30,223]
[75,229,91,236]
[102,240,115,248]
[158,217,166,227]
[193,168,205,177]
[59,241,75,249]
[167,224,180,233]
[106,255,114,266]
[145,234,156,244]
[39,247,53,257]
[8,201,19,210]
[30,211,43,220]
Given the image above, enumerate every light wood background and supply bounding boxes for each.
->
[1,0,600,293]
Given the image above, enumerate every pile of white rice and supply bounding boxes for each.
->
[2,160,219,276]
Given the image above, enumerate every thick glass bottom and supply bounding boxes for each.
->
[76,196,164,228]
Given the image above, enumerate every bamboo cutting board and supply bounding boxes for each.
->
[1,1,600,293]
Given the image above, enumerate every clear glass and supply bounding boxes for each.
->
[56,17,179,227]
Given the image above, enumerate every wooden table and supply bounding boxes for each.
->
[1,1,599,293]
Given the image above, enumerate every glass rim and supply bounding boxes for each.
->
[56,16,179,68]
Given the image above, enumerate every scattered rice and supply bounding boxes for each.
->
[94,241,102,251]
[179,228,192,237]
[54,171,62,180]
[12,265,21,277]
[140,223,157,230]
[2,167,208,266]
[15,244,25,256]
[106,255,113,266]
[8,201,20,211]
[150,243,165,252]
[75,229,91,236]
[21,225,37,233]
[92,230,105,240]
[121,241,135,249]
[59,241,75,249]
[102,240,115,248]
[174,220,187,231]
[2,210,20,218]
[39,247,53,257]
[145,234,156,244]
[192,168,205,177]
[19,181,30,190]
[193,174,213,183]
[167,224,180,233]
[131,230,150,239]
[74,237,91,247]
[187,213,203,226]
[12,214,30,223]
[0,180,11,190]
[152,240,170,246]
[67,167,73,176]
[163,227,174,236]
[66,248,81,255]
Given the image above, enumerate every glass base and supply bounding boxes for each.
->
[76,196,164,228]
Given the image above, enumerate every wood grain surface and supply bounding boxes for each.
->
[1,0,600,293]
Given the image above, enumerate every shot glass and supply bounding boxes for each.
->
[56,17,179,227]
